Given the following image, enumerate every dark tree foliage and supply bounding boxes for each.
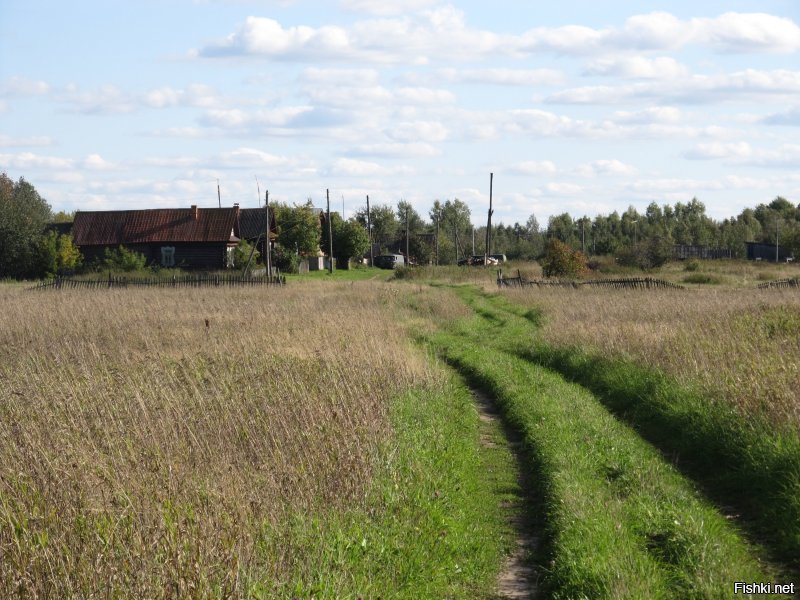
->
[320,212,370,268]
[354,204,398,253]
[273,202,322,256]
[0,173,53,279]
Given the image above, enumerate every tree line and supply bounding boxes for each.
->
[2,171,797,279]
[543,197,799,261]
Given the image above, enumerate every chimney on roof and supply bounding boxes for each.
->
[191,205,198,220]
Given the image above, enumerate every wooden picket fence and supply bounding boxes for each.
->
[497,269,685,291]
[30,273,286,291]
[583,278,685,290]
[757,278,800,290]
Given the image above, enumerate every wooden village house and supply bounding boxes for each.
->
[72,205,245,270]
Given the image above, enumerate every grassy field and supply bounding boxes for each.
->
[0,282,513,597]
[2,258,799,597]
[504,284,800,428]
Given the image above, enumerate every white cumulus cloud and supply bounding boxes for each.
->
[584,56,689,79]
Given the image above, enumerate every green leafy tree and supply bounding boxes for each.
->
[35,231,59,277]
[355,204,398,252]
[429,200,445,265]
[321,213,370,268]
[273,202,322,256]
[397,200,431,263]
[541,239,588,278]
[442,199,471,263]
[51,210,76,223]
[35,232,82,277]
[547,213,578,247]
[616,236,673,270]
[0,173,53,278]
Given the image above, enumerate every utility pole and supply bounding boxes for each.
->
[472,226,475,255]
[776,218,780,263]
[435,210,439,266]
[484,172,494,265]
[366,194,373,267]
[265,190,272,279]
[217,179,221,208]
[327,189,333,273]
[405,206,410,265]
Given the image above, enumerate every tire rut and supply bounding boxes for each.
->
[472,387,543,599]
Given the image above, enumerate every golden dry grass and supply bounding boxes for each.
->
[505,286,800,428]
[0,281,451,596]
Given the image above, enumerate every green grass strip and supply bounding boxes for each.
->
[246,375,515,598]
[428,323,778,598]
[455,286,800,572]
[519,343,800,571]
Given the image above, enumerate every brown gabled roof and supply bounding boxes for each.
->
[72,206,240,246]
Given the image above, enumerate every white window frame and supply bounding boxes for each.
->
[160,246,175,267]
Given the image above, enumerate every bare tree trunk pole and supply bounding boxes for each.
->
[265,190,272,279]
[366,194,373,267]
[327,189,333,273]
[405,206,409,265]
[485,172,494,265]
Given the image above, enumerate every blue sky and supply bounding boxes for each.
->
[1,1,799,226]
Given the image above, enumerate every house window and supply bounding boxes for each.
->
[161,246,175,267]
[226,246,235,268]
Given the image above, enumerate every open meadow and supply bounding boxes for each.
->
[2,261,799,598]
[0,280,512,597]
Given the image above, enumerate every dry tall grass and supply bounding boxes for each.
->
[505,287,800,428]
[0,282,444,596]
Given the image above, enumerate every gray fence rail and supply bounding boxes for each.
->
[757,278,800,290]
[30,273,286,291]
[497,270,685,290]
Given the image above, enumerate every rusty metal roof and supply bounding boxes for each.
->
[72,207,240,246]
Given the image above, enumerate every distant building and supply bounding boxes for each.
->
[672,245,731,260]
[746,242,793,262]
[72,205,242,270]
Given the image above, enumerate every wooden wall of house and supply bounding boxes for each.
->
[173,243,229,269]
[78,243,230,270]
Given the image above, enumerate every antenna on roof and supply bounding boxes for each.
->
[217,179,221,209]
[255,175,261,208]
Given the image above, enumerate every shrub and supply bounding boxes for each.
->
[682,273,722,285]
[684,259,701,272]
[541,239,588,278]
[233,239,259,272]
[616,236,672,271]
[272,244,301,274]
[103,246,146,272]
